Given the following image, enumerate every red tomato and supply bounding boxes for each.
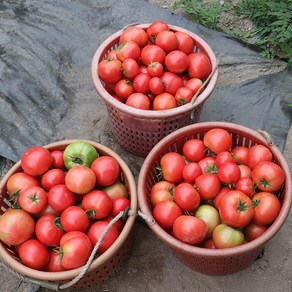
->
[252,192,281,225]
[87,221,119,254]
[155,31,178,52]
[247,144,273,169]
[21,146,52,176]
[238,164,252,178]
[175,86,194,105]
[235,177,256,197]
[65,165,96,194]
[188,52,212,80]
[106,49,117,59]
[119,26,148,48]
[195,173,221,200]
[175,31,194,55]
[6,172,40,201]
[231,146,249,165]
[126,92,151,110]
[252,161,285,192]
[203,128,232,155]
[114,79,134,100]
[133,73,151,93]
[50,150,65,169]
[121,58,140,79]
[149,77,164,95]
[19,239,49,270]
[104,215,125,233]
[150,180,174,207]
[0,209,35,245]
[212,224,245,249]
[215,151,234,168]
[60,206,90,232]
[217,162,241,185]
[60,231,92,269]
[153,200,183,230]
[116,41,141,62]
[35,215,65,247]
[160,72,184,95]
[173,182,200,211]
[38,204,61,217]
[198,156,217,173]
[244,222,268,242]
[91,156,120,187]
[147,20,169,43]
[147,62,164,77]
[219,190,254,228]
[98,58,123,84]
[19,186,47,214]
[165,50,189,74]
[46,250,66,272]
[160,152,186,183]
[111,197,130,217]
[183,139,206,162]
[173,215,207,245]
[201,238,216,249]
[182,162,202,184]
[141,45,166,65]
[153,93,177,110]
[185,78,203,95]
[82,190,112,219]
[47,184,76,212]
[102,181,129,200]
[213,186,230,210]
[41,169,66,191]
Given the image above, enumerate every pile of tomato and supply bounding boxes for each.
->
[0,141,130,271]
[97,20,212,110]
[150,128,285,249]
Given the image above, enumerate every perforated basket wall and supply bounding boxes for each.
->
[0,140,137,289]
[92,24,218,157]
[137,122,292,275]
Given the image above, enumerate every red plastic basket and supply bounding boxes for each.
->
[91,24,218,157]
[137,122,292,275]
[0,140,137,289]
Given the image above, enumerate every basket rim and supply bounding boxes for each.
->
[91,23,218,119]
[0,139,138,281]
[137,121,292,257]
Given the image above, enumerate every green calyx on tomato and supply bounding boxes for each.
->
[63,141,99,169]
[237,199,251,212]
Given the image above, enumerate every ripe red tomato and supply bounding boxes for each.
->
[147,20,169,43]
[160,152,186,183]
[104,215,125,233]
[106,49,117,59]
[173,182,200,211]
[87,221,119,254]
[201,238,216,249]
[119,26,148,48]
[19,239,49,270]
[213,186,230,210]
[149,77,164,95]
[82,190,112,219]
[198,156,217,173]
[147,62,164,77]
[231,146,249,165]
[65,165,96,194]
[116,41,141,62]
[102,181,129,200]
[235,177,256,197]
[252,161,285,192]
[217,162,241,185]
[35,214,65,247]
[141,45,166,65]
[252,192,281,225]
[155,31,178,52]
[91,156,120,187]
[203,128,233,155]
[121,58,140,80]
[175,86,194,105]
[182,162,202,184]
[215,151,234,168]
[195,173,221,200]
[41,169,66,191]
[21,146,52,176]
[238,164,252,178]
[173,215,207,245]
[47,184,76,212]
[247,144,273,169]
[133,73,151,93]
[0,209,35,245]
[188,52,212,80]
[212,224,245,249]
[244,222,268,242]
[19,186,47,214]
[150,180,174,207]
[50,150,65,169]
[111,197,130,217]
[153,200,183,230]
[165,50,189,74]
[153,93,177,110]
[219,190,254,228]
[185,78,203,95]
[160,72,184,95]
[126,92,151,110]
[175,31,194,55]
[114,79,134,100]
[60,231,92,269]
[46,250,66,272]
[60,206,90,232]
[98,58,123,84]
[183,139,206,162]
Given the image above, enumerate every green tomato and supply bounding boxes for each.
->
[195,204,221,238]
[63,141,99,169]
[212,224,245,249]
